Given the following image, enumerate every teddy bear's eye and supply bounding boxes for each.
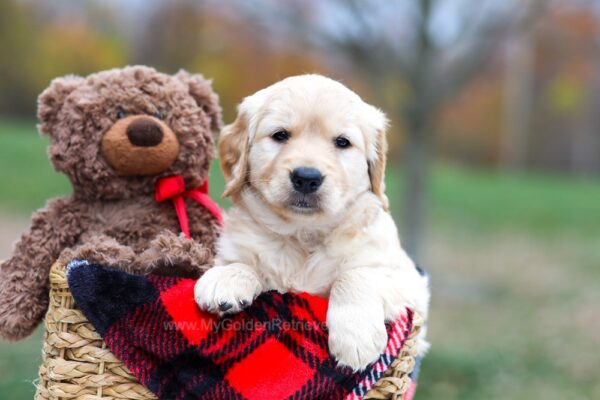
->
[154,110,164,120]
[116,110,126,120]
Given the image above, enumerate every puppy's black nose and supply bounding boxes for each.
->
[127,118,164,147]
[291,167,323,194]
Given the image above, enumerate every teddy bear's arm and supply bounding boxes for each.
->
[0,197,80,341]
[137,230,213,278]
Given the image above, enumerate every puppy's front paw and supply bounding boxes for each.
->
[194,265,262,315]
[327,305,387,371]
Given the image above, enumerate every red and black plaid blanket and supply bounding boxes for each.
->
[67,260,416,400]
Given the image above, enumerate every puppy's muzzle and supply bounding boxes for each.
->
[290,167,323,194]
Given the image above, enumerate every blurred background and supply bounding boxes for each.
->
[1,0,599,398]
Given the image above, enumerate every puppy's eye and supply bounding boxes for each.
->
[334,136,351,149]
[116,110,126,119]
[154,109,164,120]
[271,130,290,142]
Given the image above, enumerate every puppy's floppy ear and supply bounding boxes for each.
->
[366,106,390,210]
[37,75,84,138]
[219,111,250,198]
[176,70,223,131]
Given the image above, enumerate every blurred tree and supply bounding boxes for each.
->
[501,25,535,169]
[0,0,126,117]
[437,1,600,174]
[577,10,600,174]
[35,24,126,91]
[135,1,326,122]
[530,3,597,172]
[209,0,543,260]
[438,75,504,166]
[571,3,600,174]
[134,2,205,72]
[0,0,40,117]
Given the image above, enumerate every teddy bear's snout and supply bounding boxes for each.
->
[101,115,181,177]
[127,118,164,147]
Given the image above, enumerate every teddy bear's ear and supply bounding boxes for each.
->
[37,75,84,137]
[176,70,223,132]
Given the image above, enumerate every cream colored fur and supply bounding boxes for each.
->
[195,75,429,370]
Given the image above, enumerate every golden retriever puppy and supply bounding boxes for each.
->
[194,75,429,370]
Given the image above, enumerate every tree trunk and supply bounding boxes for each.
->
[500,26,534,169]
[401,103,433,262]
[399,0,434,263]
[572,25,600,174]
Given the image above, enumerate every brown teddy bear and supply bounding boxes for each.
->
[0,66,223,341]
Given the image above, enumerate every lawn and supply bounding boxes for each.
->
[0,119,599,399]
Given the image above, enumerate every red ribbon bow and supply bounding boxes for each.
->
[155,175,223,239]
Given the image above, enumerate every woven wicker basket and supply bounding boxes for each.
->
[35,263,422,399]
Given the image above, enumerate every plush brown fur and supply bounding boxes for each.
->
[0,66,222,341]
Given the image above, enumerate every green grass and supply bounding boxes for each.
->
[0,119,70,212]
[383,162,600,239]
[0,329,42,399]
[0,119,599,399]
[428,165,600,236]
